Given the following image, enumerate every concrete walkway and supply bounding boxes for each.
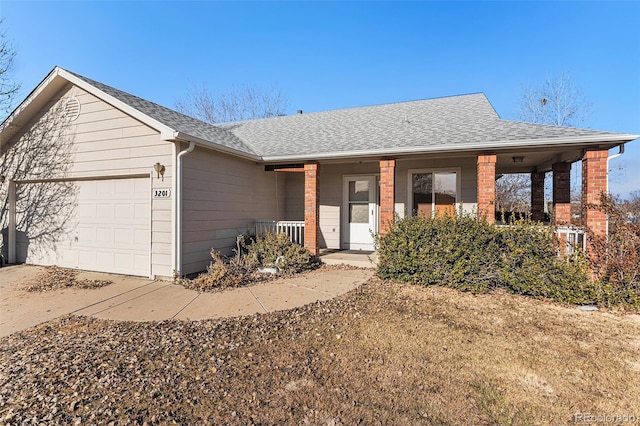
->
[0,264,373,337]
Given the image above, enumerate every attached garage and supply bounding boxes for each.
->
[15,177,151,276]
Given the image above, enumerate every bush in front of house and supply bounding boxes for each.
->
[245,232,320,274]
[376,213,500,293]
[377,212,601,306]
[495,220,596,305]
[182,232,319,291]
[586,194,640,308]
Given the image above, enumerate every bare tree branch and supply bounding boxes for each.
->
[1,101,77,260]
[0,19,20,118]
[518,72,591,127]
[495,174,530,214]
[175,83,288,124]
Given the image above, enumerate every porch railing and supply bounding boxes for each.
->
[255,220,305,246]
[555,226,587,255]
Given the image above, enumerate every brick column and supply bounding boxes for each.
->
[582,149,608,237]
[477,154,497,224]
[552,162,571,226]
[304,163,320,255]
[530,171,545,222]
[379,159,396,236]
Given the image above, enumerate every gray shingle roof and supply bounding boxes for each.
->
[219,94,625,159]
[64,69,635,160]
[66,70,258,156]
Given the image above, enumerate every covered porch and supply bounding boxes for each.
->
[258,144,614,258]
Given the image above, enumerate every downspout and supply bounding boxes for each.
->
[8,180,16,264]
[175,141,196,277]
[606,144,624,192]
[604,144,625,237]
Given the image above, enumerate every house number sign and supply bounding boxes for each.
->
[153,189,171,198]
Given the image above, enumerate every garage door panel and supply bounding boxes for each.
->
[19,177,151,277]
[134,203,150,220]
[97,203,115,219]
[114,203,131,219]
[114,228,131,244]
[96,227,114,243]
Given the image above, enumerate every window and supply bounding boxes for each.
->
[409,170,459,217]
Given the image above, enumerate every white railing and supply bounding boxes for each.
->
[555,226,587,255]
[255,220,305,246]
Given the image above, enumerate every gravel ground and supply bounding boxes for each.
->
[2,278,638,425]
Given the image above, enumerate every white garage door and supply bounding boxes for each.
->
[19,177,151,276]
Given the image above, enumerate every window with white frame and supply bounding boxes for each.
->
[408,169,460,217]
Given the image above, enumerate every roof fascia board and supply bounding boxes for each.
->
[172,131,263,162]
[261,134,639,163]
[0,68,63,137]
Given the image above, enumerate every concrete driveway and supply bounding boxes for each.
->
[0,264,373,337]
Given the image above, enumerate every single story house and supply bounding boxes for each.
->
[1,67,637,278]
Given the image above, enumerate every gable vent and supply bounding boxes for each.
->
[64,97,81,121]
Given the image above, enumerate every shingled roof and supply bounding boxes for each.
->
[3,67,637,162]
[219,94,633,160]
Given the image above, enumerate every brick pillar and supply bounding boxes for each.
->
[304,163,320,255]
[582,149,608,237]
[530,171,545,222]
[477,154,497,224]
[379,159,396,236]
[552,162,571,226]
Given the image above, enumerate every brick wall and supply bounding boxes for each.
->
[304,163,320,255]
[552,162,571,226]
[379,159,396,236]
[477,154,497,224]
[530,171,545,222]
[582,149,608,237]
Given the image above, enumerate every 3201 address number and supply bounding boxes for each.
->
[153,189,171,198]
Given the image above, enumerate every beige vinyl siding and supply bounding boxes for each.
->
[2,84,173,277]
[284,172,304,220]
[181,147,285,275]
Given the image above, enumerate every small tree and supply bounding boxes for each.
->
[175,83,288,124]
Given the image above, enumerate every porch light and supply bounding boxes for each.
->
[512,156,524,163]
[154,162,166,181]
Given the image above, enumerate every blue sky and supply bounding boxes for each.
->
[2,1,639,196]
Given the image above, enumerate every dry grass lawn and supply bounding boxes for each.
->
[1,278,639,424]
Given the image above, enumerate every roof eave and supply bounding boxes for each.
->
[171,131,263,162]
[261,134,640,163]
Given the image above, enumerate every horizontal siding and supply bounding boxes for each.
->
[285,173,304,221]
[2,83,174,278]
[181,147,285,274]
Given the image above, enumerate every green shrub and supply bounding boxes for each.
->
[495,219,595,304]
[246,232,319,274]
[377,212,603,306]
[377,212,500,293]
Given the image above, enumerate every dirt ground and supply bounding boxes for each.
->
[1,278,639,425]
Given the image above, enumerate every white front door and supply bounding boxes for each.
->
[343,176,377,250]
